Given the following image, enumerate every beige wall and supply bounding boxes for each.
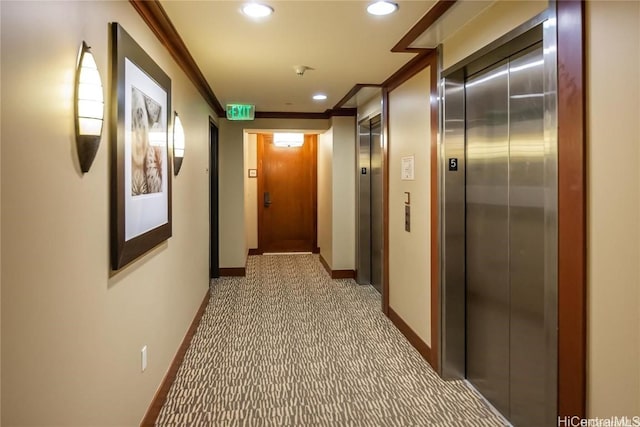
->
[442,0,548,70]
[0,11,3,416]
[219,120,248,267]
[219,118,329,267]
[388,67,431,345]
[318,130,333,265]
[1,1,214,425]
[586,0,640,417]
[315,118,356,271]
[243,133,258,250]
[330,117,356,270]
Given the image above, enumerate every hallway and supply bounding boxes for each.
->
[156,255,504,426]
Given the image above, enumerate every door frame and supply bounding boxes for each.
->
[256,133,318,254]
[209,117,219,279]
[441,10,555,389]
[438,2,587,419]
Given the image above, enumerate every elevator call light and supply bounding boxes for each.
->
[226,104,255,121]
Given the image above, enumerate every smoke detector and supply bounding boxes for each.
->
[294,65,314,76]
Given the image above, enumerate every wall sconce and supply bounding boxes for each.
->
[173,112,185,175]
[74,42,104,173]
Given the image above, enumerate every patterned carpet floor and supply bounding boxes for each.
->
[156,254,506,426]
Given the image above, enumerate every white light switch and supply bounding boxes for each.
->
[141,346,147,372]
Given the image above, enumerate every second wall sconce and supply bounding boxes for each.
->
[74,42,104,173]
[173,112,185,175]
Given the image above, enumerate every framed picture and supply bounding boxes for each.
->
[111,23,172,270]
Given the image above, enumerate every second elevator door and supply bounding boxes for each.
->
[466,44,548,426]
[357,115,383,293]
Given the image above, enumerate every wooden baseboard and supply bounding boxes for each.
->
[248,248,260,256]
[141,290,210,426]
[319,254,355,279]
[313,247,320,254]
[388,307,433,368]
[331,269,356,279]
[219,267,246,277]
[319,253,332,276]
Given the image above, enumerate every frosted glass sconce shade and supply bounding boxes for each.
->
[74,42,104,173]
[173,112,185,175]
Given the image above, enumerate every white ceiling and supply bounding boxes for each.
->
[160,0,438,113]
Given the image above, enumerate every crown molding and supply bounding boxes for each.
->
[391,0,457,53]
[129,0,225,116]
[254,108,356,120]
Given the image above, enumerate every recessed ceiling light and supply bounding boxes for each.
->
[313,94,327,101]
[242,3,274,18]
[367,1,398,16]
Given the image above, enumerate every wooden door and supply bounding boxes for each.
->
[258,133,317,253]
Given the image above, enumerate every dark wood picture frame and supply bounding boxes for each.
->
[111,22,172,270]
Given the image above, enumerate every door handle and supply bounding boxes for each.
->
[264,192,272,207]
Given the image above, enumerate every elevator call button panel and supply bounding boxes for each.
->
[405,205,410,232]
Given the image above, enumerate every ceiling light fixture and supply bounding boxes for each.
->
[242,3,274,18]
[367,1,398,16]
[313,94,327,101]
[273,133,304,148]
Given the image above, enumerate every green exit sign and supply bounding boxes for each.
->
[226,104,255,121]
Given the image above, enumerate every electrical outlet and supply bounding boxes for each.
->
[141,346,147,372]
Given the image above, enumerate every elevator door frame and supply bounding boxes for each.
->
[357,117,372,285]
[439,14,558,424]
[357,114,383,293]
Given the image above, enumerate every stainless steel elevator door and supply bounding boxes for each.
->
[466,59,511,417]
[358,120,372,286]
[508,46,546,427]
[465,44,547,426]
[357,115,383,293]
[370,117,383,293]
